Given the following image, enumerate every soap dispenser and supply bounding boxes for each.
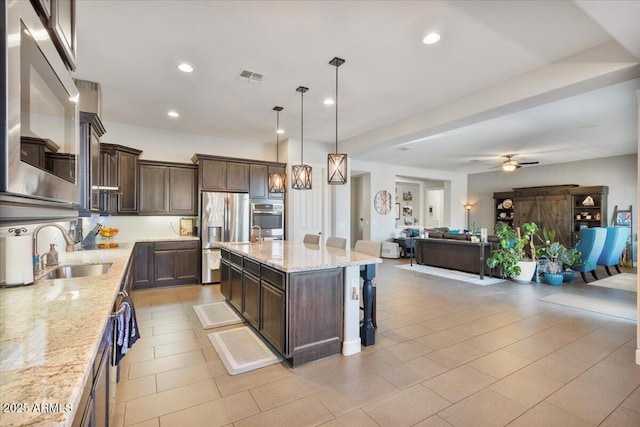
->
[45,243,59,266]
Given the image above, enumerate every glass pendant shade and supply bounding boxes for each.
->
[292,164,312,190]
[327,153,347,185]
[268,106,286,193]
[292,86,312,190]
[327,56,347,185]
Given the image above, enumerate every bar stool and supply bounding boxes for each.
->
[326,236,347,249]
[303,234,320,244]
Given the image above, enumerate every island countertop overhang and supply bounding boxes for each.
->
[218,241,382,273]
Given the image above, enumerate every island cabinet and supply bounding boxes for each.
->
[220,247,343,366]
[138,160,197,215]
[100,144,142,215]
[132,240,199,289]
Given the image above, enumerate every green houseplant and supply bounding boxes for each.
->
[559,246,582,283]
[542,241,564,286]
[487,221,538,281]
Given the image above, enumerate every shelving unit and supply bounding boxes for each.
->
[571,187,608,246]
[493,191,515,227]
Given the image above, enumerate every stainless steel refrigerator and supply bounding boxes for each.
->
[201,192,250,283]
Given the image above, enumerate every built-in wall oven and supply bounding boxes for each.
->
[250,202,284,240]
[2,1,80,204]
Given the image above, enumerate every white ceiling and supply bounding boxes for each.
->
[74,0,640,173]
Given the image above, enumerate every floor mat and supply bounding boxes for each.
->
[193,302,244,329]
[587,273,637,292]
[539,292,636,321]
[208,326,283,375]
[396,264,504,286]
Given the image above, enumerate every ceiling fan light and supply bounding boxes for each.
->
[327,153,347,185]
[502,161,517,172]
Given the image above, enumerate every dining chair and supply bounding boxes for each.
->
[597,227,629,275]
[326,236,347,249]
[303,234,320,244]
[573,227,607,282]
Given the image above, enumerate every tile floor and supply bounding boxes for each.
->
[112,259,640,426]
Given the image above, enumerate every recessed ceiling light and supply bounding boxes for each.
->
[323,98,335,105]
[276,129,285,134]
[168,111,179,118]
[178,63,194,73]
[422,32,441,45]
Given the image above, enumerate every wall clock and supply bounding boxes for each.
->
[374,190,392,215]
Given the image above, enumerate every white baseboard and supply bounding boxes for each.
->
[636,348,640,366]
[342,338,361,356]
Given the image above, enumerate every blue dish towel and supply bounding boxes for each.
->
[113,295,140,365]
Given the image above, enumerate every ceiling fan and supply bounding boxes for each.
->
[500,154,539,172]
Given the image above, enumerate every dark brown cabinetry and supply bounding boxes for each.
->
[132,240,199,289]
[229,265,243,312]
[260,268,286,353]
[243,271,261,328]
[493,185,608,246]
[100,144,141,215]
[138,161,197,215]
[48,0,76,70]
[78,112,105,214]
[220,252,230,298]
[250,164,268,199]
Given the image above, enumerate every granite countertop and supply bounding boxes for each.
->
[0,236,198,427]
[219,240,382,273]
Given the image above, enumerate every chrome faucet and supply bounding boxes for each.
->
[250,225,263,243]
[33,224,75,273]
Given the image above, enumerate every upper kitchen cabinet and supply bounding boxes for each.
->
[249,164,268,199]
[192,154,250,192]
[48,0,76,71]
[100,144,141,215]
[138,160,197,215]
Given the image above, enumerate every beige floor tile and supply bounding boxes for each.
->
[234,395,334,427]
[362,384,450,426]
[468,349,532,379]
[621,386,640,414]
[450,319,498,338]
[463,331,519,352]
[525,352,592,383]
[555,336,618,364]
[154,337,209,359]
[134,330,197,349]
[152,320,196,336]
[137,314,188,329]
[128,350,205,379]
[375,355,448,389]
[158,391,259,427]
[412,415,454,427]
[503,336,563,361]
[249,376,327,411]
[130,419,159,427]
[600,406,640,427]
[373,340,432,366]
[120,346,155,366]
[438,388,526,427]
[315,374,398,417]
[489,369,564,408]
[377,313,423,331]
[508,401,595,427]
[424,342,486,369]
[214,362,292,396]
[423,365,496,403]
[124,379,220,425]
[495,322,548,340]
[318,410,378,427]
[201,345,221,362]
[116,375,157,403]
[545,379,626,424]
[381,324,433,342]
[156,360,226,392]
[578,358,640,395]
[414,330,468,350]
[112,402,126,427]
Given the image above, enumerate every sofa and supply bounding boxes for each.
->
[414,231,494,278]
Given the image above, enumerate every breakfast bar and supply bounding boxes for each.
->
[218,240,382,367]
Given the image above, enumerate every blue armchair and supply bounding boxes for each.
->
[573,227,607,283]
[597,227,629,275]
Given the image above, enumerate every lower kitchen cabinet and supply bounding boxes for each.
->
[220,257,230,298]
[260,281,285,353]
[132,240,199,289]
[242,271,260,328]
[229,265,243,312]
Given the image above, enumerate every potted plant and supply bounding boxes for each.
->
[559,246,582,283]
[487,221,538,282]
[542,241,564,286]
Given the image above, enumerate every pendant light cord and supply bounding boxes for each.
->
[276,111,279,163]
[301,90,304,164]
[335,62,339,154]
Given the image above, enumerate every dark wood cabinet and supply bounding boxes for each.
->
[260,281,285,353]
[220,257,230,298]
[48,0,76,71]
[138,161,197,215]
[132,240,199,289]
[226,162,249,192]
[78,112,105,214]
[250,164,268,199]
[169,165,197,214]
[199,158,249,192]
[229,266,243,312]
[243,271,261,328]
[138,163,168,213]
[100,144,141,215]
[571,186,608,245]
[133,243,154,287]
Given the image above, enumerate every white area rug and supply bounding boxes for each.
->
[539,293,636,321]
[396,264,504,286]
[588,273,637,292]
[193,302,244,329]
[208,326,283,375]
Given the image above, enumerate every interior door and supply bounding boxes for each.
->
[515,195,571,246]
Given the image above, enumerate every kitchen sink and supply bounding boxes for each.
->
[43,263,113,279]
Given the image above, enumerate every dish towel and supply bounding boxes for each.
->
[114,295,140,365]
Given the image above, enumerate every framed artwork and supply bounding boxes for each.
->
[395,203,400,220]
[403,191,412,201]
[180,218,195,236]
[615,210,631,226]
[402,206,413,216]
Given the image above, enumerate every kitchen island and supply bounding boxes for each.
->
[219,240,381,367]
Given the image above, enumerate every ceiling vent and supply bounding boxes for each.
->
[238,70,264,84]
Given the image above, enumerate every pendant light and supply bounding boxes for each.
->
[268,106,286,193]
[327,57,347,185]
[292,86,312,190]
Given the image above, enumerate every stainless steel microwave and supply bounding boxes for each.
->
[2,1,80,205]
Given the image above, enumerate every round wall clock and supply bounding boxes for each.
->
[374,190,392,215]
